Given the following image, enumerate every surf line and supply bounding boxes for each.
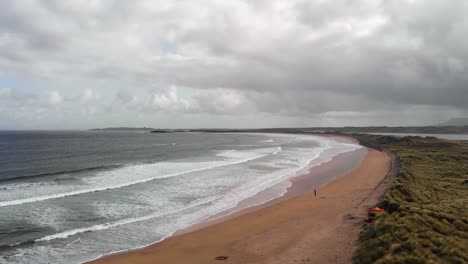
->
[0,147,281,208]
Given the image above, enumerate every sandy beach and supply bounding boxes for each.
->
[89,139,393,264]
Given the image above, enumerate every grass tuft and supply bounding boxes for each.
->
[353,136,468,264]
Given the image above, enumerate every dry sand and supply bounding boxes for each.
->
[89,146,392,264]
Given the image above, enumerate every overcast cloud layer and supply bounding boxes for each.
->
[0,0,467,129]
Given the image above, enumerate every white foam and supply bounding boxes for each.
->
[216,147,281,159]
[273,147,282,155]
[0,148,280,207]
[31,144,319,244]
[65,237,80,247]
[1,134,365,264]
[34,195,221,242]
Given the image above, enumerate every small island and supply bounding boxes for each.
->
[89,127,156,132]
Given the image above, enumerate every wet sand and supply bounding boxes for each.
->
[89,142,392,264]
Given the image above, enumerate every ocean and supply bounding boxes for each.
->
[0,131,361,264]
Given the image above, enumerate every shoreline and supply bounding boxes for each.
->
[89,136,393,264]
[86,135,365,262]
[174,143,367,237]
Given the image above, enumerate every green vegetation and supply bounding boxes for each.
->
[354,136,468,264]
[319,126,468,134]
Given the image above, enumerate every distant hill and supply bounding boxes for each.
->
[90,127,156,131]
[439,118,468,126]
[306,126,468,134]
[178,126,468,134]
[90,125,468,134]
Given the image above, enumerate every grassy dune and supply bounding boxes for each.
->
[353,136,468,264]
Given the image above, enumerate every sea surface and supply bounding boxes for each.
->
[0,131,361,264]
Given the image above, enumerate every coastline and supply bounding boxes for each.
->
[89,136,393,264]
[173,143,367,237]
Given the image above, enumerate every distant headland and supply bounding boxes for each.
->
[89,127,156,131]
[90,125,468,134]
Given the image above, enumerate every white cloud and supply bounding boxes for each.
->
[0,0,467,128]
[0,87,12,98]
[152,86,193,112]
[149,87,252,115]
[82,88,98,102]
[193,88,251,114]
[46,91,62,105]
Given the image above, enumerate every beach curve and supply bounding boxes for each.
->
[88,137,394,264]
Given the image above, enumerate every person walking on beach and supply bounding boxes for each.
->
[314,189,317,197]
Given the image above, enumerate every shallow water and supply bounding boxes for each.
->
[0,131,361,263]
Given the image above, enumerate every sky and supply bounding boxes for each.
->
[0,0,467,130]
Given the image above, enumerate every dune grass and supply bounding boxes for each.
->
[353,136,468,264]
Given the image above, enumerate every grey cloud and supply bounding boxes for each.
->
[168,0,468,113]
[295,0,379,28]
[0,0,467,129]
[115,89,134,104]
[0,2,66,52]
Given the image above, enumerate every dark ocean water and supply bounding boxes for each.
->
[0,131,361,264]
[0,131,263,181]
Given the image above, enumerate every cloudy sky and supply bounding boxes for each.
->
[1,0,467,129]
